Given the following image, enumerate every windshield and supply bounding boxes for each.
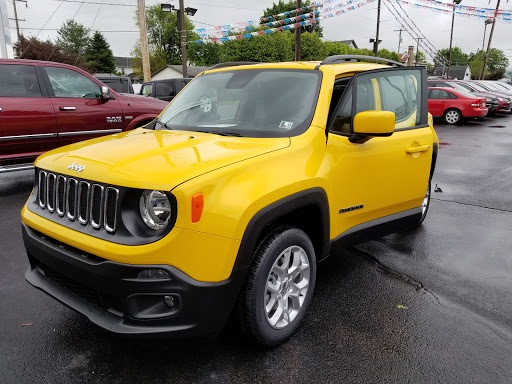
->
[470,82,491,92]
[156,69,322,137]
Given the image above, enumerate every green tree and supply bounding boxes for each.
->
[438,47,468,66]
[188,41,223,67]
[221,31,294,63]
[469,48,509,79]
[84,31,116,73]
[57,20,91,56]
[262,0,323,37]
[15,34,89,70]
[298,32,327,61]
[131,42,167,78]
[135,5,198,65]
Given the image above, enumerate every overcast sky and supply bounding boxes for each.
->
[5,0,512,66]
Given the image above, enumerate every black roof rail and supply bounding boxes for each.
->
[316,55,405,69]
[209,62,261,70]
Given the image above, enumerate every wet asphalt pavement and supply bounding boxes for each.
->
[1,115,512,383]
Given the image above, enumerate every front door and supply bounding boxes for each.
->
[326,68,433,237]
[0,63,58,165]
[40,65,124,147]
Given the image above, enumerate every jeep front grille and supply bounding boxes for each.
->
[38,171,119,233]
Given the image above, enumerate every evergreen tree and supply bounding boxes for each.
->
[85,32,116,74]
[57,20,91,56]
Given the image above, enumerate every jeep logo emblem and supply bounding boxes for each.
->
[67,162,85,173]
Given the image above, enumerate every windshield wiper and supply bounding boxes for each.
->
[192,130,243,137]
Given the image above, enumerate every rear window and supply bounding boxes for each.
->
[0,64,42,97]
[155,82,175,97]
[98,78,131,93]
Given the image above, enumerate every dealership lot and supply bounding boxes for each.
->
[1,115,511,383]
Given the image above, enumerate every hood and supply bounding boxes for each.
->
[119,93,169,108]
[35,129,290,190]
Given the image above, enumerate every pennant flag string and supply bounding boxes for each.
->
[394,0,512,20]
[192,0,377,44]
[194,0,364,38]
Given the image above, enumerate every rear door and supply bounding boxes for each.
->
[40,64,125,147]
[326,67,433,236]
[0,63,58,165]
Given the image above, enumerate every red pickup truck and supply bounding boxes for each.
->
[0,59,168,173]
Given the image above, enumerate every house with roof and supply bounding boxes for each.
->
[151,65,210,80]
[335,40,359,49]
[432,65,471,80]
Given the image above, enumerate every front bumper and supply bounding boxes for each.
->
[23,223,245,337]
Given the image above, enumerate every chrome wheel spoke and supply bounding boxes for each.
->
[264,245,311,330]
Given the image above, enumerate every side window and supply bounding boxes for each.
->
[155,82,175,98]
[449,92,457,99]
[327,78,351,122]
[44,66,100,98]
[331,94,352,135]
[141,84,153,96]
[429,89,449,99]
[0,64,42,97]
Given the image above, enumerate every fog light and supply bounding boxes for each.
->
[137,269,171,280]
[164,295,175,308]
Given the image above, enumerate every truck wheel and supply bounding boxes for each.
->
[443,109,462,125]
[238,227,316,346]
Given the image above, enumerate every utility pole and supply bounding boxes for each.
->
[414,38,424,65]
[373,0,382,56]
[447,0,462,79]
[482,0,501,80]
[178,0,188,78]
[295,0,302,61]
[395,28,405,55]
[407,45,414,66]
[137,0,151,82]
[10,0,26,51]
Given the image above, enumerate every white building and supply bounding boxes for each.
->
[151,65,209,80]
[0,0,14,58]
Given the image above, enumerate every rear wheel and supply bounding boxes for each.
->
[238,227,316,346]
[415,179,431,227]
[444,108,462,125]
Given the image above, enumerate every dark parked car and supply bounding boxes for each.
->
[0,59,168,173]
[140,78,192,102]
[94,74,134,94]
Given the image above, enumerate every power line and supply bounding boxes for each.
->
[20,0,66,57]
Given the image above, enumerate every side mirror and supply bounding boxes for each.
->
[100,86,111,100]
[350,111,395,143]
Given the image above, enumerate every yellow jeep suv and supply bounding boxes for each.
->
[22,56,438,346]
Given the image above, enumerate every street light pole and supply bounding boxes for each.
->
[447,0,462,79]
[482,0,501,80]
[178,0,188,78]
[373,0,382,56]
[479,18,493,80]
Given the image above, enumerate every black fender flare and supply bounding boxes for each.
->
[231,187,330,276]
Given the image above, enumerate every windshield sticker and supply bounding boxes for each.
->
[199,96,212,112]
[279,121,293,130]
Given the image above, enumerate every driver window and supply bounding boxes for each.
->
[44,66,100,98]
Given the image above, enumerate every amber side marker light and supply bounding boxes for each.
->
[192,193,204,223]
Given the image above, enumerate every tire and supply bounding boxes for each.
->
[238,227,316,347]
[443,108,462,125]
[416,178,431,226]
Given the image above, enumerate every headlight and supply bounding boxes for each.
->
[139,190,172,230]
[498,97,505,101]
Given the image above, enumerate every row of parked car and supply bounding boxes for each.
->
[427,79,512,124]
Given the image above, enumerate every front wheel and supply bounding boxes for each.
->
[238,227,316,346]
[444,108,462,125]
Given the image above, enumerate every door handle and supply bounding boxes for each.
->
[405,145,430,154]
[59,106,76,111]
